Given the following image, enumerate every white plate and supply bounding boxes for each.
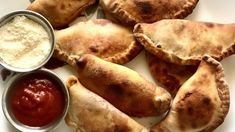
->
[0,0,234,131]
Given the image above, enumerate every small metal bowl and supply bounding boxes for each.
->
[0,10,55,72]
[2,69,69,132]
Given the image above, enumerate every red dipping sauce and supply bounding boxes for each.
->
[9,73,65,127]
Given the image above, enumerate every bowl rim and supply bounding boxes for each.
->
[2,68,70,132]
[0,10,55,73]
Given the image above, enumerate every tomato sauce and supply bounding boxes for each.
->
[10,73,65,127]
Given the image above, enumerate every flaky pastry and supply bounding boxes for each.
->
[134,19,235,65]
[151,55,230,132]
[27,0,96,28]
[54,19,142,65]
[146,52,197,97]
[66,76,148,132]
[70,54,172,117]
[100,0,198,26]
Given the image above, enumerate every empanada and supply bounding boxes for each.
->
[70,54,172,117]
[134,19,235,65]
[151,55,230,132]
[54,19,142,65]
[66,76,148,132]
[100,0,199,26]
[27,0,96,29]
[146,52,197,97]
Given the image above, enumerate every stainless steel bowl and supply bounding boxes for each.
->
[2,69,69,132]
[0,10,55,72]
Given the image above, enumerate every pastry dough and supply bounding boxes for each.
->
[54,19,142,65]
[151,55,230,132]
[134,19,235,65]
[100,0,198,26]
[66,76,148,132]
[27,0,96,29]
[70,54,172,117]
[146,52,197,97]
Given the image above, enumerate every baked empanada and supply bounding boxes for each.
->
[66,76,148,132]
[54,19,142,65]
[27,0,96,29]
[146,52,197,97]
[70,54,171,117]
[151,55,230,132]
[100,0,199,26]
[134,19,235,65]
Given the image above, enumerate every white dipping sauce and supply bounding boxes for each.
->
[0,16,50,69]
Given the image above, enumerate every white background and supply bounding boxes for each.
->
[0,0,235,131]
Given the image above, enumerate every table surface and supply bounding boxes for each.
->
[0,0,235,131]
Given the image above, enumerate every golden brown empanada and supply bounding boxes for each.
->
[134,19,235,65]
[146,52,197,97]
[27,0,96,29]
[66,76,148,132]
[151,55,230,132]
[100,0,199,26]
[70,54,171,117]
[54,19,142,65]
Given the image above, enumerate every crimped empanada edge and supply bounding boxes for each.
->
[150,55,230,132]
[173,0,199,19]
[100,0,138,26]
[28,0,96,29]
[100,0,199,26]
[133,24,200,65]
[64,76,80,130]
[145,51,181,97]
[54,41,142,65]
[105,40,143,64]
[65,0,97,25]
[134,23,235,65]
[201,55,230,131]
[59,0,97,28]
[215,43,235,62]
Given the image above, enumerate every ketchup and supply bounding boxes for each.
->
[10,73,65,127]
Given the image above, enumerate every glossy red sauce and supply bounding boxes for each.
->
[10,73,65,127]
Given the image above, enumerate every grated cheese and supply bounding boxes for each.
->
[0,15,51,69]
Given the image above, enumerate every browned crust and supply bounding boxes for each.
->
[103,10,120,23]
[100,0,199,26]
[63,0,96,28]
[100,1,137,26]
[214,43,235,62]
[65,76,149,131]
[146,51,197,97]
[105,40,143,64]
[73,54,172,117]
[201,55,230,131]
[134,24,235,65]
[27,0,96,29]
[134,30,199,65]
[173,0,199,19]
[53,19,143,65]
[150,55,230,132]
[53,39,142,65]
[64,76,77,128]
